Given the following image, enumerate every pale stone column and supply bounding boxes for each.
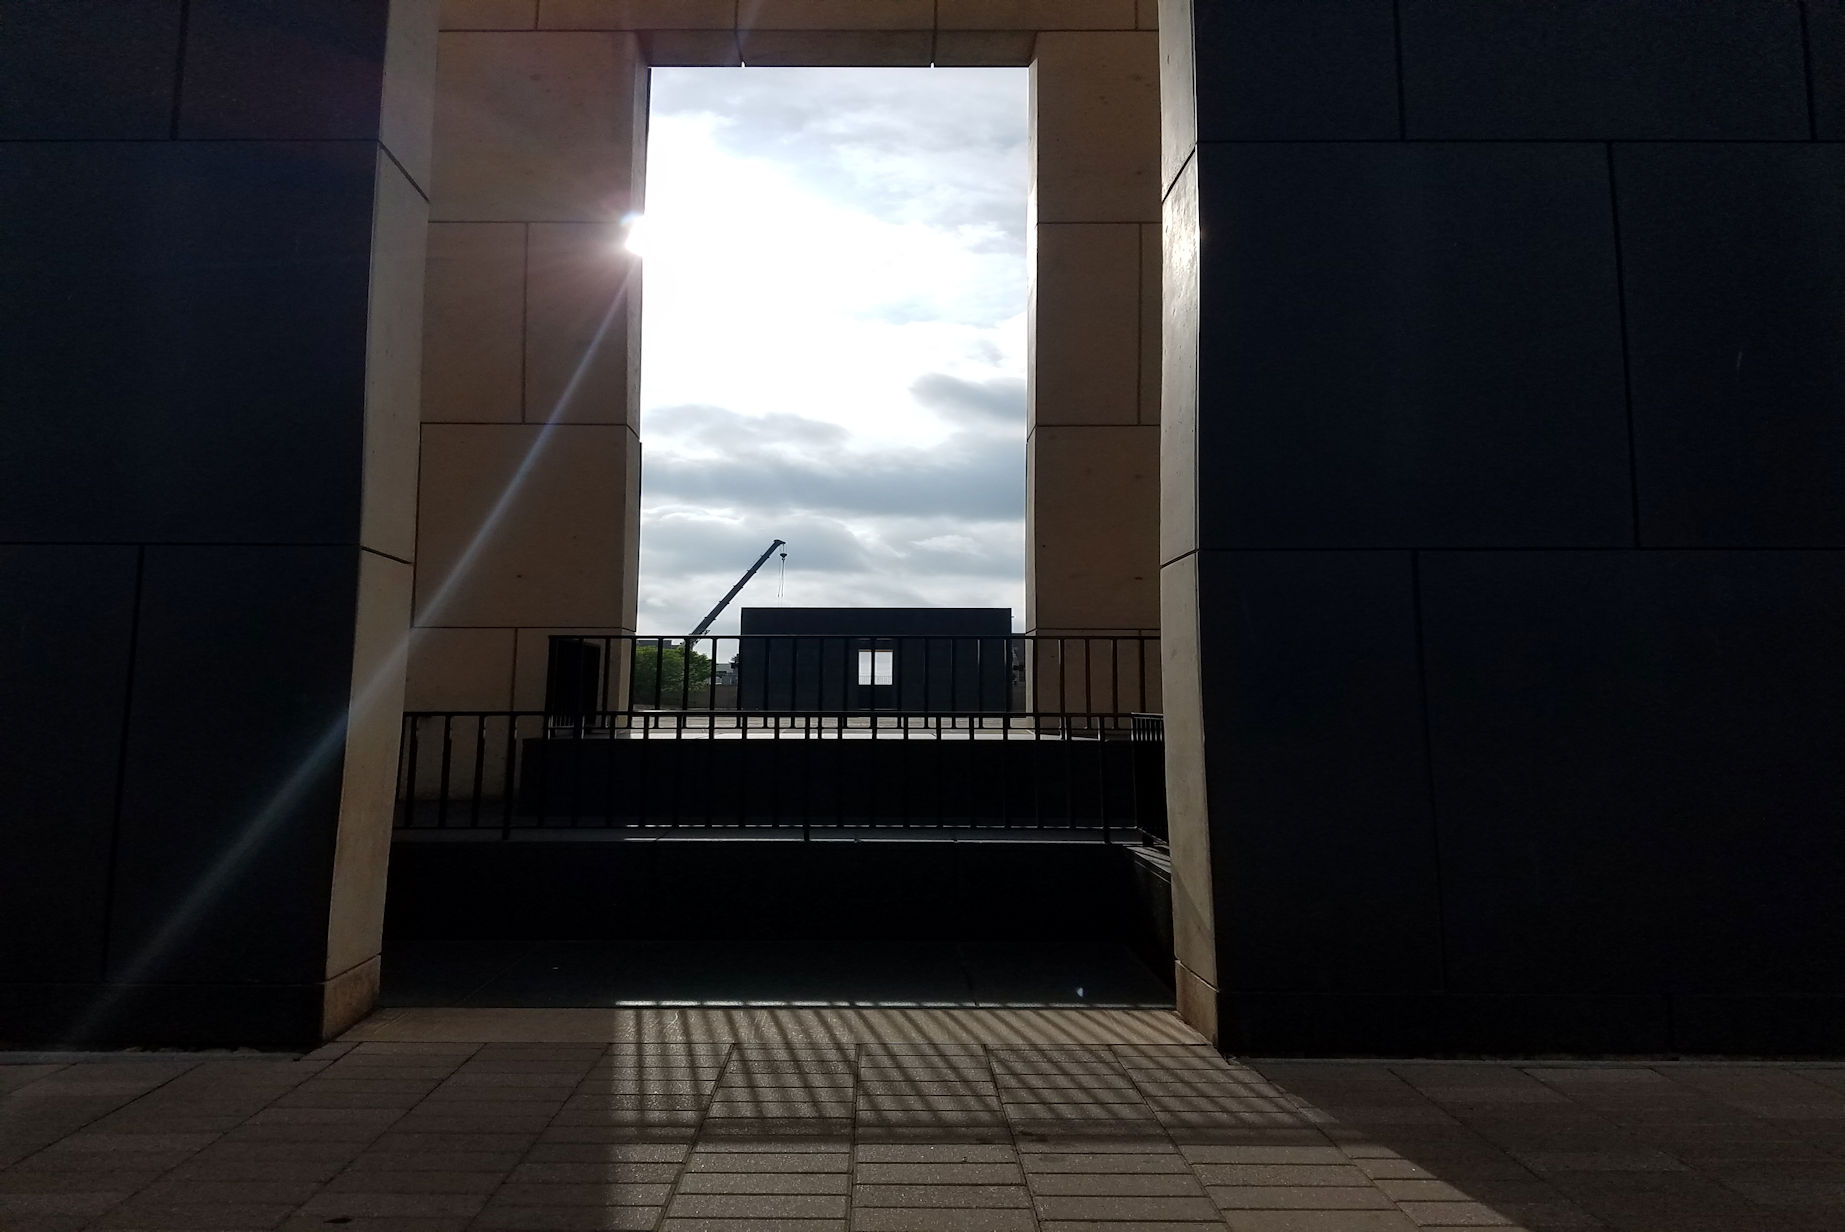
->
[1027,28,1163,719]
[412,23,648,717]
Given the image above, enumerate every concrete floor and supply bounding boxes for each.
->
[3,1008,1844,1231]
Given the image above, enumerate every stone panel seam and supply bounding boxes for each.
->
[361,545,414,569]
[1392,0,1407,139]
[168,0,191,141]
[1161,145,1194,206]
[1135,219,1146,427]
[1801,0,1819,140]
[1408,550,1449,995]
[378,140,430,204]
[519,222,531,423]
[97,546,147,980]
[323,952,379,987]
[1605,143,1643,548]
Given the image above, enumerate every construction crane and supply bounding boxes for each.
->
[687,539,786,641]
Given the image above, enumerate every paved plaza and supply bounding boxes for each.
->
[3,1008,1843,1232]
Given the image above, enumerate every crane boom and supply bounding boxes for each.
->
[687,539,786,640]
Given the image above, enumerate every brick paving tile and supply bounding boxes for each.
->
[856,1161,1024,1183]
[510,1161,684,1183]
[322,1168,507,1193]
[11,1148,203,1174]
[1034,1193,1225,1220]
[1394,1198,1516,1225]
[165,1156,354,1183]
[1042,1225,1229,1232]
[667,1192,849,1218]
[1208,1184,1398,1209]
[0,1192,127,1219]
[1023,1151,1191,1173]
[849,1209,1036,1231]
[660,1222,844,1232]
[1029,1172,1206,1195]
[1513,1149,1687,1173]
[89,1199,300,1228]
[693,1138,849,1153]
[1018,1136,1183,1153]
[1378,1178,1480,1202]
[296,1190,489,1217]
[854,1182,1033,1206]
[132,1177,320,1204]
[373,1131,537,1153]
[490,1181,675,1205]
[0,1168,160,1194]
[277,1219,473,1231]
[1007,1103,1163,1119]
[678,1170,849,1193]
[861,1095,1000,1112]
[687,1151,848,1170]
[469,1207,660,1230]
[1194,1162,1373,1186]
[854,1143,1018,1163]
[1219,1212,1419,1231]
[700,1117,854,1137]
[539,1121,701,1142]
[1169,1127,1341,1148]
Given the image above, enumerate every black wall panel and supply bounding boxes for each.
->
[1199,550,1443,993]
[1201,142,1631,549]
[1617,143,1845,547]
[0,546,139,981]
[1420,550,1845,998]
[1182,2,1845,1050]
[178,0,392,140]
[0,1,184,140]
[106,546,359,986]
[1810,0,1845,139]
[1400,0,1810,139]
[1193,0,1399,141]
[0,142,375,544]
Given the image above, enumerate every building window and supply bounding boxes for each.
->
[858,649,894,686]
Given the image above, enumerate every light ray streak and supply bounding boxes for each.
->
[70,266,637,1044]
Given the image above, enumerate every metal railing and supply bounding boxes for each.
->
[394,633,1165,843]
[544,633,1159,727]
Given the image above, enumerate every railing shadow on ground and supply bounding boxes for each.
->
[320,1007,1832,1228]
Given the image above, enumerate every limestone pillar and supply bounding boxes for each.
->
[1027,27,1163,719]
[410,22,647,716]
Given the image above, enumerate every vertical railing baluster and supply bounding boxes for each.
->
[501,713,517,839]
[470,715,487,828]
[436,715,454,829]
[403,715,421,829]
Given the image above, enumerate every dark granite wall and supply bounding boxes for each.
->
[0,1,424,1046]
[1164,0,1845,1053]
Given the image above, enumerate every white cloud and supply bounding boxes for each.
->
[637,68,1028,634]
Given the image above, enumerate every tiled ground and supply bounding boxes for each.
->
[3,1010,1844,1232]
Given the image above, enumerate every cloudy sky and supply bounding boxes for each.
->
[634,68,1029,635]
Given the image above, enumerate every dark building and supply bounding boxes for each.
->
[735,608,1014,713]
[1160,0,1845,1054]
